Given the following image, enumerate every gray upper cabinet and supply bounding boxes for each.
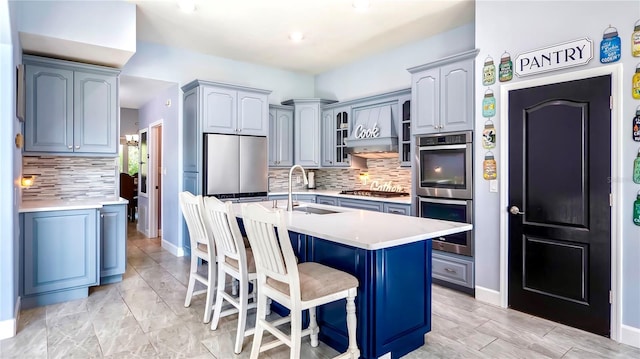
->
[398,95,411,167]
[268,105,294,167]
[197,81,270,136]
[322,106,350,167]
[408,49,479,135]
[283,98,336,168]
[24,55,119,155]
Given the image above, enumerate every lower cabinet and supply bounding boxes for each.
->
[432,250,474,292]
[268,194,316,203]
[21,209,99,308]
[337,198,383,212]
[100,204,127,284]
[383,203,410,215]
[316,195,338,206]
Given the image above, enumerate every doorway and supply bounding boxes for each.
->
[507,75,612,336]
[148,120,163,239]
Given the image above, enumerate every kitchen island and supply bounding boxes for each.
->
[232,201,472,359]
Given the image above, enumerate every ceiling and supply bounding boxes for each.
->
[123,0,474,109]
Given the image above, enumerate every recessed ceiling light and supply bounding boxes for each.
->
[288,32,305,43]
[177,0,196,13]
[353,0,370,11]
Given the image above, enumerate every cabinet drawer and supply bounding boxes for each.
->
[316,196,338,206]
[383,203,410,215]
[432,252,474,288]
[338,198,383,212]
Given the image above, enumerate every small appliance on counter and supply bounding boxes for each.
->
[307,171,316,189]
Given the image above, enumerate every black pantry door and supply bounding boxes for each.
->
[508,75,612,337]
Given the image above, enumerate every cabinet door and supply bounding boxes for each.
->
[276,109,294,167]
[74,71,118,154]
[333,106,351,167]
[321,109,334,167]
[183,88,200,172]
[24,65,74,153]
[316,196,338,206]
[440,60,473,132]
[398,96,412,167]
[295,104,320,167]
[23,210,98,295]
[412,68,440,135]
[383,203,410,216]
[202,86,237,134]
[100,204,126,281]
[237,91,268,136]
[268,109,278,166]
[338,198,383,212]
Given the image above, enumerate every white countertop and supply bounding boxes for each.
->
[268,189,412,205]
[232,201,472,250]
[19,197,129,213]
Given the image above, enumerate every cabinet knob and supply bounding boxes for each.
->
[75,145,80,149]
[101,214,104,218]
[68,145,73,149]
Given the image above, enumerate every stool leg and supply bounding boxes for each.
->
[250,292,267,359]
[345,289,360,359]
[234,277,249,354]
[211,265,226,330]
[184,255,197,307]
[290,307,302,359]
[309,306,319,347]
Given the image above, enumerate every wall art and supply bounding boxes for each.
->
[600,26,621,63]
[482,88,496,118]
[633,19,640,57]
[482,120,496,149]
[633,63,640,99]
[482,56,496,86]
[483,152,497,180]
[634,147,640,184]
[634,190,640,226]
[633,105,640,142]
[499,52,513,82]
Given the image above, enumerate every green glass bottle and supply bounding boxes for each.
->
[634,191,640,226]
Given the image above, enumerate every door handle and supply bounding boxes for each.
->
[509,206,525,215]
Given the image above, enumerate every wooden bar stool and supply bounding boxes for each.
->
[241,203,360,359]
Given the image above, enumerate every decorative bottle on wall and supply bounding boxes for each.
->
[483,120,496,149]
[633,64,640,99]
[482,56,496,86]
[634,148,640,184]
[483,152,497,180]
[499,52,513,82]
[632,20,640,57]
[633,106,640,142]
[482,89,496,118]
[600,26,621,63]
[634,190,640,226]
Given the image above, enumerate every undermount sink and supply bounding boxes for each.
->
[292,206,341,215]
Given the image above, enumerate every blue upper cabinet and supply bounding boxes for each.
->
[191,80,270,136]
[408,49,479,135]
[23,55,120,155]
[268,105,294,167]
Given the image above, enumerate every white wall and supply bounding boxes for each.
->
[122,41,315,104]
[315,23,475,101]
[475,0,640,338]
[0,0,21,339]
[120,108,138,136]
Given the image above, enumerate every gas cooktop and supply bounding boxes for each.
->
[339,190,410,198]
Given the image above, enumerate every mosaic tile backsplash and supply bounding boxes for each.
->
[22,156,118,201]
[269,158,411,193]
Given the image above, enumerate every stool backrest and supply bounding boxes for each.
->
[202,196,244,263]
[179,191,209,248]
[241,204,300,294]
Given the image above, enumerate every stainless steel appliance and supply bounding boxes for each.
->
[204,134,268,200]
[416,131,473,199]
[417,197,473,256]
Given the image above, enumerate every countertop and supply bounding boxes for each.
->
[19,197,129,213]
[268,189,412,205]
[232,201,472,250]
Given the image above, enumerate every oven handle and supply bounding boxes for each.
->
[418,144,467,151]
[418,197,469,206]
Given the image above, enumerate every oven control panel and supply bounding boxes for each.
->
[418,131,472,146]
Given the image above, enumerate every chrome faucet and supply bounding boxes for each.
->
[287,165,308,211]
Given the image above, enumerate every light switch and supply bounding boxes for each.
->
[489,179,498,193]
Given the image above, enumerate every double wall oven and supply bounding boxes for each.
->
[415,131,473,256]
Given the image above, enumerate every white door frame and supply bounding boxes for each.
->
[498,64,623,341]
[148,119,163,239]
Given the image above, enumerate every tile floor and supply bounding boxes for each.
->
[1,222,639,358]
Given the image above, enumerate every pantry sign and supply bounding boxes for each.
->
[514,38,593,77]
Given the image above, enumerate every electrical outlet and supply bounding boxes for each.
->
[489,179,498,193]
[296,175,301,184]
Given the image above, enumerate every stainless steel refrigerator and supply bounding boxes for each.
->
[203,134,268,199]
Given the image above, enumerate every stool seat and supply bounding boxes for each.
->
[267,262,358,302]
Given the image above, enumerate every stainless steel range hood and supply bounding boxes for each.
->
[344,104,399,159]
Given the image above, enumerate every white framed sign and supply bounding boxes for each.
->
[514,38,593,77]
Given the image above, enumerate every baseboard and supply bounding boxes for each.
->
[475,285,502,307]
[621,324,640,349]
[162,239,185,257]
[0,296,20,340]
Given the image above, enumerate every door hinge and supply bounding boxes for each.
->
[609,193,613,207]
[610,96,613,110]
[609,290,613,304]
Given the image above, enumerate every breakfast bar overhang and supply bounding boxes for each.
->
[233,202,473,359]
